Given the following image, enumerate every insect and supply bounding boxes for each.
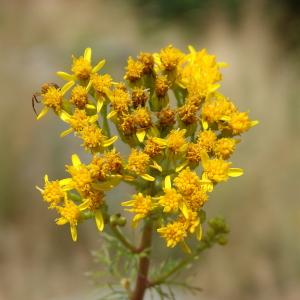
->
[32,83,59,115]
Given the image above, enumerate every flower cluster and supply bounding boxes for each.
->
[35,45,257,249]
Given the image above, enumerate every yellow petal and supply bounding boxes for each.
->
[136,130,146,143]
[58,111,71,122]
[36,107,49,120]
[56,71,75,81]
[86,80,92,92]
[251,120,259,127]
[60,128,73,138]
[44,174,49,183]
[107,110,117,119]
[78,199,90,210]
[71,154,81,166]
[228,168,244,177]
[188,45,196,54]
[200,151,209,167]
[61,81,75,95]
[122,175,135,181]
[164,175,171,189]
[36,186,43,193]
[84,47,92,63]
[97,98,104,113]
[150,161,162,172]
[103,136,118,147]
[95,210,104,231]
[202,119,208,130]
[59,178,73,186]
[175,161,188,172]
[141,174,155,181]
[179,203,189,219]
[217,62,228,68]
[152,137,167,146]
[56,217,68,225]
[86,103,96,110]
[70,225,78,242]
[121,200,135,207]
[92,59,106,73]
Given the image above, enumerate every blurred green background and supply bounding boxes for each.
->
[0,0,300,299]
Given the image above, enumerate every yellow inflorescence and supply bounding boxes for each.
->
[35,46,257,246]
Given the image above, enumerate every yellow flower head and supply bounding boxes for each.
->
[110,87,132,115]
[68,109,90,132]
[80,124,105,151]
[202,158,231,183]
[71,55,92,80]
[157,107,176,127]
[202,94,236,124]
[144,138,164,158]
[197,130,217,152]
[138,52,154,74]
[91,73,112,96]
[83,190,104,211]
[124,57,144,82]
[132,107,152,130]
[158,188,183,213]
[159,45,184,71]
[174,167,201,196]
[178,48,224,98]
[213,138,237,159]
[38,175,65,208]
[225,112,254,135]
[186,143,202,163]
[166,129,187,154]
[56,200,81,241]
[70,85,88,109]
[119,114,136,136]
[131,87,149,108]
[42,86,63,112]
[127,149,150,176]
[122,193,153,224]
[66,162,93,194]
[155,75,169,97]
[179,210,200,234]
[186,188,208,211]
[157,221,187,248]
[177,102,198,125]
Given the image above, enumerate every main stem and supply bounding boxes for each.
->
[131,221,152,300]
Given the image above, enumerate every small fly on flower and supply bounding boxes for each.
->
[32,82,59,115]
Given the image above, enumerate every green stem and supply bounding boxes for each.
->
[109,222,140,254]
[101,102,111,138]
[149,244,208,287]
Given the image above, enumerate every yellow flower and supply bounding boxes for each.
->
[109,86,132,116]
[186,188,208,211]
[59,109,98,137]
[178,47,225,98]
[201,152,243,184]
[157,221,187,248]
[158,45,184,71]
[122,193,154,225]
[131,87,149,108]
[174,167,201,196]
[56,199,83,241]
[222,112,258,135]
[79,124,118,152]
[57,48,105,82]
[132,107,152,130]
[138,52,154,74]
[70,85,88,109]
[201,93,237,126]
[158,188,183,213]
[177,102,198,124]
[91,73,112,96]
[155,75,169,97]
[37,81,74,120]
[157,106,176,127]
[144,138,164,158]
[66,155,93,194]
[36,175,65,209]
[179,210,202,239]
[186,143,203,163]
[197,130,217,152]
[124,57,144,82]
[126,149,154,181]
[213,138,237,159]
[89,150,122,180]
